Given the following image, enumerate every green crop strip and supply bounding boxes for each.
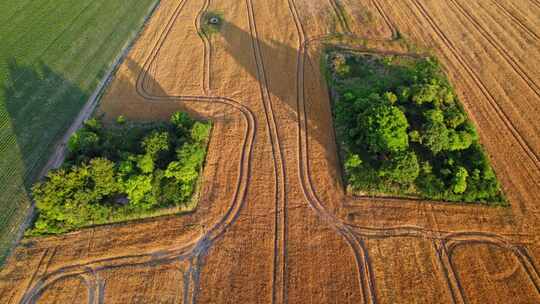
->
[0,0,158,264]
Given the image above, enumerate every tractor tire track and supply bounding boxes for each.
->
[409,0,540,171]
[441,233,540,302]
[195,0,211,94]
[491,0,540,40]
[328,0,351,34]
[449,0,540,99]
[529,0,540,10]
[244,0,287,303]
[287,1,377,302]
[371,0,398,39]
[19,0,257,302]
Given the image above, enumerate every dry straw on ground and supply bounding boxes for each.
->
[1,0,539,303]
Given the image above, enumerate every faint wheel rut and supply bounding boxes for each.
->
[410,0,540,170]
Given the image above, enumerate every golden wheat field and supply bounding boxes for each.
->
[1,0,540,303]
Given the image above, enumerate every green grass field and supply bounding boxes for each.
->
[0,0,158,264]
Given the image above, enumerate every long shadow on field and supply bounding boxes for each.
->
[0,59,88,261]
[125,57,168,98]
[221,20,340,174]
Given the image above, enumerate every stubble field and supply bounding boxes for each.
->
[0,0,539,303]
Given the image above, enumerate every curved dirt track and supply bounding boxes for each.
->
[1,0,540,303]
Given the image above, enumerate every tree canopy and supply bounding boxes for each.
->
[29,112,212,235]
[327,51,505,204]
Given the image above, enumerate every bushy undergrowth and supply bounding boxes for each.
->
[28,112,211,235]
[326,50,506,204]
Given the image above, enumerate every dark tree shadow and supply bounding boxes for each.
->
[220,20,335,157]
[0,59,88,262]
[124,57,168,98]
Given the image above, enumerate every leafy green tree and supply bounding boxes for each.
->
[137,154,155,174]
[452,166,468,194]
[116,115,127,125]
[122,174,156,209]
[447,130,473,151]
[191,122,211,143]
[421,121,449,154]
[344,154,362,171]
[379,151,419,184]
[359,101,409,154]
[142,131,170,159]
[424,109,445,124]
[411,83,440,105]
[88,158,119,199]
[444,106,465,128]
[83,118,102,132]
[408,130,421,143]
[171,111,194,129]
[383,92,398,105]
[67,130,100,155]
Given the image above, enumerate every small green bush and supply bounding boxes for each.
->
[116,115,126,125]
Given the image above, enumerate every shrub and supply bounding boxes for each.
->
[191,122,211,143]
[332,54,351,77]
[452,166,469,194]
[67,130,100,155]
[171,111,194,130]
[116,115,126,125]
[142,131,170,159]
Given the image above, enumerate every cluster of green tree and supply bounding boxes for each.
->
[28,112,212,235]
[328,51,505,204]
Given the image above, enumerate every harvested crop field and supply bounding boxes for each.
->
[1,0,539,303]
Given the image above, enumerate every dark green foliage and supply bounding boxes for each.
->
[327,51,505,204]
[29,112,212,235]
[379,151,420,185]
[359,98,409,154]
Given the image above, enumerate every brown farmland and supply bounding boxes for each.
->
[1,0,540,303]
